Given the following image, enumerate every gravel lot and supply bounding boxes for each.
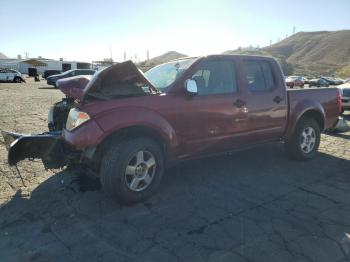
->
[0,80,350,262]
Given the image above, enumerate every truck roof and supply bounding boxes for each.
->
[169,54,276,63]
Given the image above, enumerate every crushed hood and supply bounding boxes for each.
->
[56,61,157,101]
[57,75,92,100]
[84,61,157,100]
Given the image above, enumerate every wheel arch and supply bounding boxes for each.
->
[13,76,22,82]
[99,125,167,153]
[285,100,325,139]
[299,109,325,130]
[90,125,170,171]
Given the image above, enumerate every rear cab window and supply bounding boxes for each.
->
[243,60,275,92]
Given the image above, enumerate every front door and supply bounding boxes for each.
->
[172,58,249,159]
[0,69,6,81]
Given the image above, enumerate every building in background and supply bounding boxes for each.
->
[91,58,117,70]
[0,57,91,75]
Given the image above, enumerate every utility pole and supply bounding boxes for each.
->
[269,40,272,46]
[109,44,113,61]
[24,52,29,59]
[123,51,127,61]
[147,50,150,60]
[293,26,296,34]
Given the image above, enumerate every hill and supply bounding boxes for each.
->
[222,48,294,75]
[223,30,350,76]
[263,30,350,76]
[0,52,7,59]
[138,51,187,71]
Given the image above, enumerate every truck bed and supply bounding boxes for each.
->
[287,87,340,131]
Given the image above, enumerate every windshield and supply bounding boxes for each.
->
[144,58,196,91]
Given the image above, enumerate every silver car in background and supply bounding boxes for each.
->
[338,83,350,113]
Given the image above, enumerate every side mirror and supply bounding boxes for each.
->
[185,79,198,94]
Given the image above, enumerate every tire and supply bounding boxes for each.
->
[13,77,22,83]
[100,137,164,204]
[284,117,321,161]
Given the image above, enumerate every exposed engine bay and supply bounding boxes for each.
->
[48,98,77,131]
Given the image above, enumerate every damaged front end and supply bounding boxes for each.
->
[2,60,158,169]
[1,131,78,169]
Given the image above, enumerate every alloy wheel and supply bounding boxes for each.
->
[124,150,156,192]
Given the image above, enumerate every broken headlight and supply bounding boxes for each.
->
[66,108,90,131]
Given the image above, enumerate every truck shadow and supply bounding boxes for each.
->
[326,114,350,139]
[330,133,350,139]
[38,87,57,90]
[1,144,350,261]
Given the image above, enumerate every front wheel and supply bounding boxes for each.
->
[100,138,164,204]
[284,117,321,160]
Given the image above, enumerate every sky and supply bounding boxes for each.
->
[1,0,349,62]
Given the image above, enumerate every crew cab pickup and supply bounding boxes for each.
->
[2,55,343,204]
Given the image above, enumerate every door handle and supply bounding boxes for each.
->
[233,99,246,108]
[273,96,283,104]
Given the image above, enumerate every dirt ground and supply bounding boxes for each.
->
[0,80,350,262]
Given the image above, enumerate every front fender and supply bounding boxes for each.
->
[94,107,178,150]
[285,99,325,138]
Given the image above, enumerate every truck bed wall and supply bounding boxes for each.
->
[286,87,339,136]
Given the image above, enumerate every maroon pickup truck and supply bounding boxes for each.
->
[2,55,343,204]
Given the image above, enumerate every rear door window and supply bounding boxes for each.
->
[243,60,275,91]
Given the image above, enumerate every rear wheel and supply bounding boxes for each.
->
[13,77,22,83]
[285,117,320,160]
[100,138,164,204]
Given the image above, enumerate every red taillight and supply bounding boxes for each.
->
[337,90,342,114]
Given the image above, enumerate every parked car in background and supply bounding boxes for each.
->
[300,76,309,85]
[2,55,343,204]
[46,69,96,87]
[309,78,330,87]
[344,78,350,83]
[0,68,25,83]
[321,77,343,86]
[43,70,62,79]
[285,76,304,88]
[338,83,350,113]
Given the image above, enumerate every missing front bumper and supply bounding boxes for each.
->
[1,131,70,168]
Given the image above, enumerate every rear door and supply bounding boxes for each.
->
[241,58,288,141]
[7,70,16,81]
